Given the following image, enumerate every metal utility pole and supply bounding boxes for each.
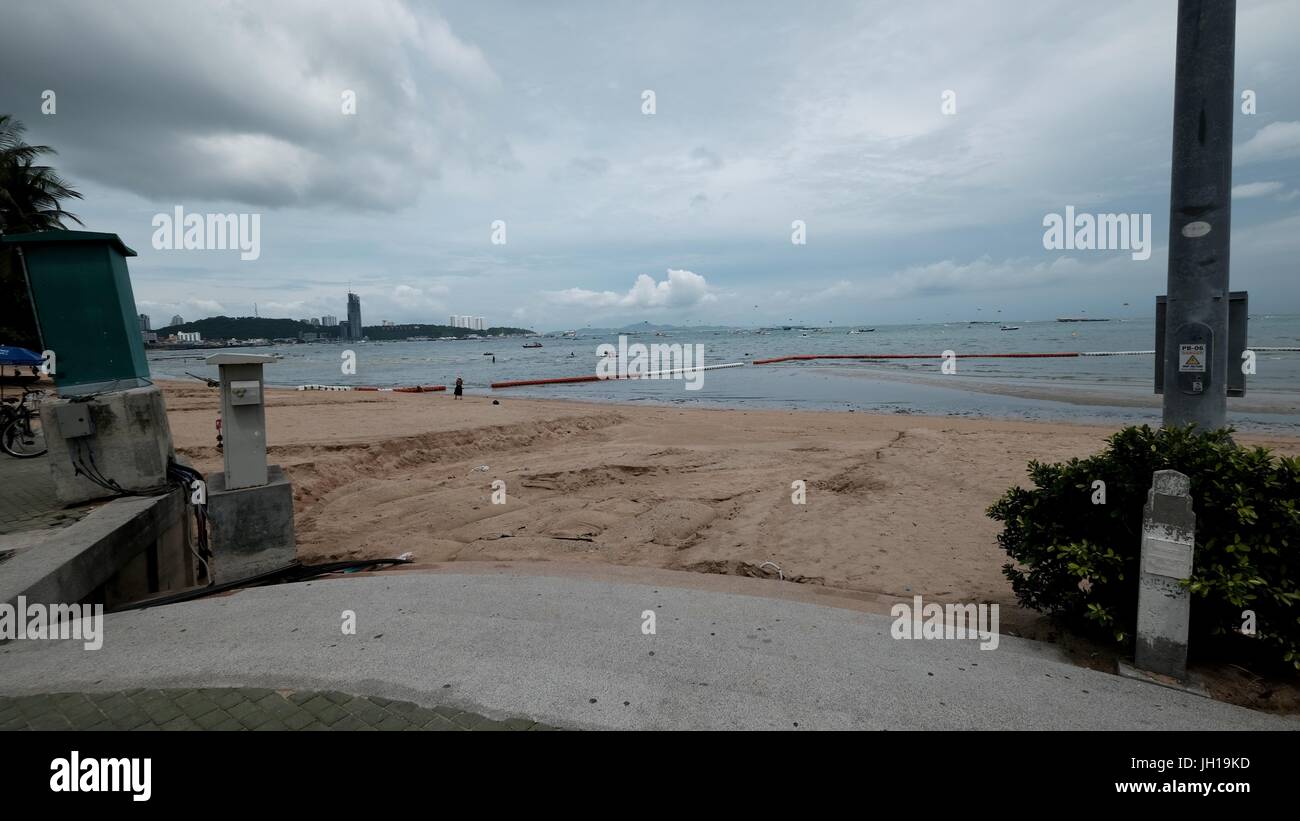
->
[1162,0,1236,430]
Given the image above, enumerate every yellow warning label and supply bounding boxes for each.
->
[1179,343,1206,373]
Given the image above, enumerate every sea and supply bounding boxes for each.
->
[147,316,1300,434]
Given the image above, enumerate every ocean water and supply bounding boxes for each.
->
[147,316,1300,433]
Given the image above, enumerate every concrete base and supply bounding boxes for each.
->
[1116,660,1210,698]
[207,465,296,584]
[40,385,175,506]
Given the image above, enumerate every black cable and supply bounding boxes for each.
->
[108,558,413,612]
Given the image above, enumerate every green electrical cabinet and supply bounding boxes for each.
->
[1,230,151,397]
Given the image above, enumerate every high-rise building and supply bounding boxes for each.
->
[448,315,487,330]
[170,314,184,326]
[346,292,362,341]
[321,315,338,326]
[138,313,151,332]
[310,317,320,326]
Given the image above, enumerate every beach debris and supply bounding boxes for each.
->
[758,561,784,581]
[471,464,490,473]
[396,551,415,562]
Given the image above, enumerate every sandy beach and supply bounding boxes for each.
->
[160,381,1300,627]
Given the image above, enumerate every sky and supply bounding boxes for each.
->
[1,0,1298,332]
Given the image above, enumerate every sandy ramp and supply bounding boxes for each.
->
[162,382,1300,625]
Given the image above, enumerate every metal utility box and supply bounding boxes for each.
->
[1155,292,1248,397]
[207,353,276,489]
[229,380,261,406]
[52,403,94,438]
[0,231,150,397]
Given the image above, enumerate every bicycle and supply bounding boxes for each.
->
[1,389,47,458]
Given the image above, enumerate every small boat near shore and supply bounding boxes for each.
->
[1000,325,1020,331]
[521,342,543,348]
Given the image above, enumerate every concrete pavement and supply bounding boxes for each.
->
[0,567,1292,730]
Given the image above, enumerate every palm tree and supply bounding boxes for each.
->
[0,114,83,233]
[1,114,84,349]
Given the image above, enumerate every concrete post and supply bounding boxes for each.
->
[1135,470,1196,679]
[206,353,276,489]
[1161,0,1236,430]
[202,353,295,583]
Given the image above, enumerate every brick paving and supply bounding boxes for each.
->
[0,452,88,536]
[0,688,559,731]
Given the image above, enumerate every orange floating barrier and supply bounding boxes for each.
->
[491,374,603,389]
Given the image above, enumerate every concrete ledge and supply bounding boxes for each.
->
[0,489,186,608]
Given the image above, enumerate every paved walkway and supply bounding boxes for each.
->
[0,687,555,731]
[0,570,1294,730]
[0,452,86,536]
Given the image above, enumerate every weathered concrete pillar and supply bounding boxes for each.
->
[1135,470,1196,679]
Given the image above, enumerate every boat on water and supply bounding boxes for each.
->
[847,328,875,334]
[1000,325,1020,331]
[1056,317,1110,322]
[521,343,543,348]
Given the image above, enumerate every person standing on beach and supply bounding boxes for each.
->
[454,376,463,399]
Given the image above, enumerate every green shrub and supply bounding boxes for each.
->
[987,425,1300,670]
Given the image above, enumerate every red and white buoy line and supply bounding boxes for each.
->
[752,347,1300,365]
[296,384,446,392]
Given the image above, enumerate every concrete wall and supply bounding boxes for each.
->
[0,489,196,613]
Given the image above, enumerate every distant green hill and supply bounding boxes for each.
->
[154,316,534,341]
[155,316,328,339]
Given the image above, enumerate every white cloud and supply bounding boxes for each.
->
[1232,181,1285,199]
[1236,121,1300,165]
[547,269,716,310]
[875,254,1152,300]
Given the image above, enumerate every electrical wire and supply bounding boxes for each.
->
[66,437,213,583]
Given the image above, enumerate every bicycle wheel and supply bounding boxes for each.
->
[2,411,46,458]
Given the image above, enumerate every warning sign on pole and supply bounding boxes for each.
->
[1179,343,1206,373]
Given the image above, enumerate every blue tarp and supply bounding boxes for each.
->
[0,346,44,366]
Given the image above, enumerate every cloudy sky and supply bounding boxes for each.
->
[2,0,1298,331]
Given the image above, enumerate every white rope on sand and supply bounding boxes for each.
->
[1081,347,1300,356]
[638,361,745,379]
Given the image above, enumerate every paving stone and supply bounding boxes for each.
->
[209,689,246,709]
[0,689,559,732]
[174,690,220,719]
[195,709,233,730]
[374,715,410,731]
[282,711,316,731]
